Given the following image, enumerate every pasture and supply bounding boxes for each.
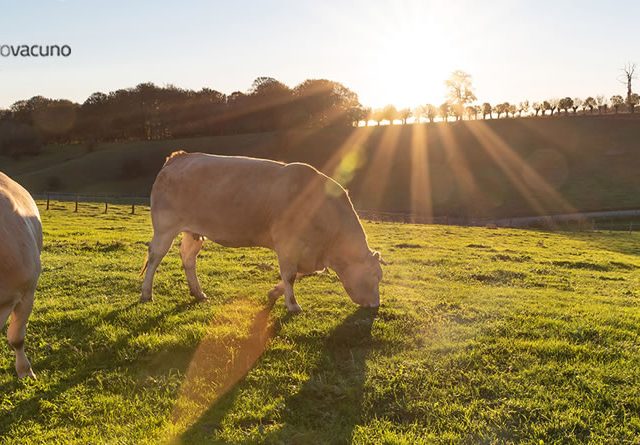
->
[1,202,640,444]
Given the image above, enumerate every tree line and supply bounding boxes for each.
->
[0,64,636,158]
[0,77,366,158]
[365,65,639,125]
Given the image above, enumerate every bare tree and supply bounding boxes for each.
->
[620,62,637,105]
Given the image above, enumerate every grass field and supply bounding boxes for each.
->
[1,202,640,444]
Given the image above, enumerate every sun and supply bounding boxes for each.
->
[354,2,461,109]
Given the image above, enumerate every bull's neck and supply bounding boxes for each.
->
[327,220,370,272]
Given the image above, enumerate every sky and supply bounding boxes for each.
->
[0,0,638,109]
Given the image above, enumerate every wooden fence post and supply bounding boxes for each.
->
[46,194,50,210]
[74,195,78,213]
[104,201,108,214]
[131,203,135,215]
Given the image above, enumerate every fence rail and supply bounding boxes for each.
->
[34,192,639,231]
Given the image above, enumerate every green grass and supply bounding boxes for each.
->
[1,202,640,444]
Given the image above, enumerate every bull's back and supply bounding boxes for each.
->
[151,154,284,247]
[0,173,42,295]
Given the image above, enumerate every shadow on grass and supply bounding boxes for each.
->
[0,299,196,433]
[170,298,280,428]
[180,306,378,444]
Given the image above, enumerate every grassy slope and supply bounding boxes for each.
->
[3,116,640,217]
[0,203,639,444]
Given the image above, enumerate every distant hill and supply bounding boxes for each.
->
[2,116,640,218]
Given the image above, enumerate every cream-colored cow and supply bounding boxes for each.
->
[141,151,383,311]
[0,172,41,378]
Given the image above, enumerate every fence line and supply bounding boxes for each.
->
[33,192,638,231]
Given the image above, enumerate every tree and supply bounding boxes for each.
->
[595,95,608,114]
[399,108,412,124]
[628,93,639,113]
[372,108,385,126]
[548,98,559,116]
[583,96,597,113]
[620,62,637,105]
[571,98,582,114]
[558,97,573,114]
[361,107,373,126]
[438,102,451,122]
[542,101,552,116]
[532,102,542,116]
[494,102,508,118]
[481,102,492,119]
[518,100,530,117]
[293,79,361,128]
[381,104,398,125]
[421,104,438,123]
[412,107,424,124]
[445,70,477,121]
[610,95,624,113]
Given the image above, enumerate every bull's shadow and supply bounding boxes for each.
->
[181,306,378,444]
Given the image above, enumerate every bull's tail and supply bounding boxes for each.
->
[139,252,149,277]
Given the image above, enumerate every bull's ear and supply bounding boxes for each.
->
[372,250,388,265]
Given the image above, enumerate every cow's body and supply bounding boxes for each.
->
[141,151,382,311]
[0,172,41,378]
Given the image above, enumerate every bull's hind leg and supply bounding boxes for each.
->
[7,290,35,379]
[141,231,177,302]
[180,232,207,302]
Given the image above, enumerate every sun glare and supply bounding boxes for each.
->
[352,1,464,109]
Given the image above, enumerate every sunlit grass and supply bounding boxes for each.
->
[1,202,639,443]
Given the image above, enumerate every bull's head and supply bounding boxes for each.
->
[339,250,385,307]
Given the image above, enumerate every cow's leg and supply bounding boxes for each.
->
[7,290,35,379]
[180,232,207,302]
[141,231,176,302]
[277,259,302,313]
[268,273,306,300]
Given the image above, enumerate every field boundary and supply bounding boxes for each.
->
[34,192,639,231]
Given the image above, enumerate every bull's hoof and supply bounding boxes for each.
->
[139,295,153,303]
[286,303,303,313]
[267,288,282,300]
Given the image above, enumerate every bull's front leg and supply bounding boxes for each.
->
[277,258,302,313]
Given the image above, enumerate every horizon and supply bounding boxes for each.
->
[1,0,639,110]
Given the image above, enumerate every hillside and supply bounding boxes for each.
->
[3,116,640,218]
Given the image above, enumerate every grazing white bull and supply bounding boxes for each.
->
[141,151,383,311]
[0,172,41,378]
